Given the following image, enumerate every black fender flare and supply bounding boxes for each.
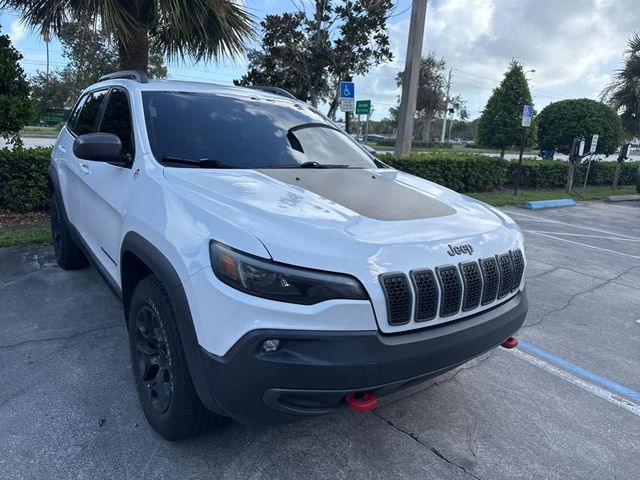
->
[120,232,223,414]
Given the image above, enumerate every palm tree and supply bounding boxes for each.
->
[0,0,255,72]
[601,33,640,138]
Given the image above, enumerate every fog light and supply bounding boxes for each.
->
[262,339,280,353]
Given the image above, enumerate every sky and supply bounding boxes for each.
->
[0,0,637,121]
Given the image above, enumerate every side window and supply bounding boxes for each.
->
[67,95,88,133]
[99,89,134,156]
[75,90,108,136]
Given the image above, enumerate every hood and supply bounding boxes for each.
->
[163,167,522,272]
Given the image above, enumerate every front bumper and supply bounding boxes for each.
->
[193,290,528,424]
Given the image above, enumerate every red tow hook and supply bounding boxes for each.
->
[501,336,519,349]
[346,392,378,413]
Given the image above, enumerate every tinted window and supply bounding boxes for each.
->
[75,90,107,135]
[99,89,134,156]
[67,95,88,133]
[142,91,377,169]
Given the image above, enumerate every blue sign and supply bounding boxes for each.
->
[522,105,533,127]
[339,81,354,99]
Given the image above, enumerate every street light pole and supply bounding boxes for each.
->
[394,0,428,157]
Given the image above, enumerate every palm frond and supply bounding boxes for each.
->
[152,0,255,62]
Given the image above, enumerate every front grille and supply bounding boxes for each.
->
[380,249,524,327]
[480,257,499,305]
[460,262,482,311]
[436,266,463,317]
[410,269,439,322]
[379,273,412,325]
[510,250,525,291]
[496,253,513,299]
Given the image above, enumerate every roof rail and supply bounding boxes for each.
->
[98,70,149,84]
[246,85,297,100]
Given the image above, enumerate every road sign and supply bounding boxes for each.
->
[355,100,371,115]
[590,134,599,153]
[339,81,354,99]
[578,139,585,157]
[340,98,354,112]
[522,105,534,127]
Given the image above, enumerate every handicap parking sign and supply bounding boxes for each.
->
[339,81,354,99]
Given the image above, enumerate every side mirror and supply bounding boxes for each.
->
[73,133,128,165]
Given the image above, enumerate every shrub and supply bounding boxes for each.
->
[375,139,453,149]
[537,99,623,155]
[0,147,52,211]
[379,151,508,192]
[379,151,639,192]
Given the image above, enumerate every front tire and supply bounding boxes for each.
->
[50,194,88,270]
[128,275,222,440]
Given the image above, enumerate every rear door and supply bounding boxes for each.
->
[77,87,136,280]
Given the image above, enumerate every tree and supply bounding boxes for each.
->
[476,61,536,157]
[0,25,34,145]
[30,22,167,114]
[601,33,640,138]
[235,0,393,117]
[0,0,254,72]
[395,53,466,143]
[537,99,623,155]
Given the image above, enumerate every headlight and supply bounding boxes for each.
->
[209,241,368,305]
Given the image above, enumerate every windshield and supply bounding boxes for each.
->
[142,91,377,169]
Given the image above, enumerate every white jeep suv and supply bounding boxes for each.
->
[48,70,528,440]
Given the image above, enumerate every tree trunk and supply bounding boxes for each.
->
[327,92,340,120]
[424,118,433,142]
[118,29,150,72]
[500,147,505,159]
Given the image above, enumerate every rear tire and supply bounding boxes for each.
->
[50,194,88,270]
[128,275,223,440]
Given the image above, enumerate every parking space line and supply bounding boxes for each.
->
[517,340,640,400]
[524,231,640,260]
[526,230,640,242]
[507,211,640,240]
[507,348,640,417]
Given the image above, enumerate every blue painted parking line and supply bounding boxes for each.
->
[518,340,640,401]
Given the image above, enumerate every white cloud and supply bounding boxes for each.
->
[353,0,636,119]
[8,19,26,45]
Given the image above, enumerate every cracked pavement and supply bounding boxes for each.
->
[1,201,639,479]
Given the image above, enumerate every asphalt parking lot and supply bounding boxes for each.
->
[1,200,639,480]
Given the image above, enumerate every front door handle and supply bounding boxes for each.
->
[79,162,90,174]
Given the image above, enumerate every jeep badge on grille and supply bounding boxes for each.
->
[447,244,474,256]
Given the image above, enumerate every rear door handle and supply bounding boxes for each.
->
[79,162,90,174]
[57,145,66,153]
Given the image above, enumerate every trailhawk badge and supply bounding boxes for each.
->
[447,243,474,256]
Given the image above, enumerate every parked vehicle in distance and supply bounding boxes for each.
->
[48,71,528,440]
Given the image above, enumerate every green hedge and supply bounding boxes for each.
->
[0,147,52,212]
[380,151,639,192]
[379,151,508,192]
[376,139,453,149]
[0,147,637,212]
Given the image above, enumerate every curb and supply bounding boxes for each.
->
[605,194,640,202]
[522,199,577,210]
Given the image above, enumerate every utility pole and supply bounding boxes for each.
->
[440,68,452,143]
[394,0,428,157]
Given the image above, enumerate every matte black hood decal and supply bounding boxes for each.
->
[259,169,456,221]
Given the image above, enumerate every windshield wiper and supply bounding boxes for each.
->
[160,156,231,168]
[298,161,350,168]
